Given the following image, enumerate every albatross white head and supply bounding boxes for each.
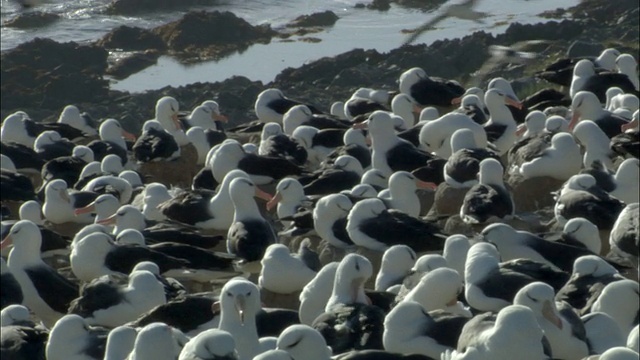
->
[325,253,373,312]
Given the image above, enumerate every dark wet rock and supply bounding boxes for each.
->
[1,38,109,110]
[106,0,221,15]
[96,25,166,51]
[507,175,566,213]
[2,11,60,29]
[366,0,391,11]
[567,40,604,58]
[105,50,161,80]
[152,11,277,62]
[286,10,339,28]
[393,0,446,11]
[428,183,469,218]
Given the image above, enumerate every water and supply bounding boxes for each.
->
[1,0,579,92]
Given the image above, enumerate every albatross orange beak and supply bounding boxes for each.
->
[213,113,228,123]
[515,123,527,137]
[255,187,273,202]
[74,202,96,216]
[266,191,282,211]
[121,129,137,141]
[0,235,13,250]
[416,179,438,191]
[171,113,182,131]
[96,213,117,225]
[568,111,580,131]
[505,97,523,110]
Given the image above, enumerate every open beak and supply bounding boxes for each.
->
[416,179,438,190]
[213,113,228,123]
[568,111,580,131]
[74,202,96,216]
[505,96,523,110]
[515,123,527,137]
[451,97,462,105]
[266,192,282,211]
[121,129,137,141]
[96,213,117,225]
[235,294,247,325]
[0,234,13,250]
[542,300,563,330]
[254,187,273,202]
[171,113,182,131]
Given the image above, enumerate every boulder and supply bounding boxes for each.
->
[286,11,339,28]
[3,11,59,29]
[96,25,166,51]
[507,174,566,212]
[152,11,277,61]
[105,50,161,80]
[0,38,109,110]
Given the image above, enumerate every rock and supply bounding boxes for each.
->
[106,0,221,15]
[367,0,391,11]
[105,50,161,80]
[3,11,59,29]
[286,11,339,28]
[507,175,565,212]
[428,183,469,217]
[152,11,277,61]
[567,40,604,58]
[1,38,109,110]
[96,25,166,51]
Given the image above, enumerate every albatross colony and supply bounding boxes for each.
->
[1,38,639,360]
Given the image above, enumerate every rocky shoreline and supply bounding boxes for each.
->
[1,0,638,133]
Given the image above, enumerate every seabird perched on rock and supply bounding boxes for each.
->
[282,104,350,135]
[570,59,638,103]
[401,267,471,317]
[481,223,607,272]
[460,158,513,225]
[313,193,355,249]
[210,140,304,186]
[398,67,465,108]
[444,128,501,188]
[374,244,417,292]
[535,48,620,87]
[555,255,625,313]
[514,282,589,360]
[258,122,307,166]
[516,132,582,181]
[45,314,109,360]
[313,254,386,354]
[378,170,435,217]
[366,110,436,177]
[1,220,79,328]
[86,118,135,164]
[227,177,277,267]
[127,322,187,360]
[178,328,237,360]
[570,91,630,139]
[445,305,549,360]
[33,130,75,161]
[419,112,487,159]
[383,301,469,359]
[258,243,317,295]
[609,203,639,268]
[255,88,323,124]
[553,174,625,229]
[346,197,446,252]
[133,120,181,163]
[464,242,569,312]
[68,269,166,328]
[0,304,48,360]
[218,278,276,360]
[591,280,640,338]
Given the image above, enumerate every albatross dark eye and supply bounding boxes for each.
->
[226,292,232,297]
[355,260,360,271]
[526,293,538,303]
[246,291,251,297]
